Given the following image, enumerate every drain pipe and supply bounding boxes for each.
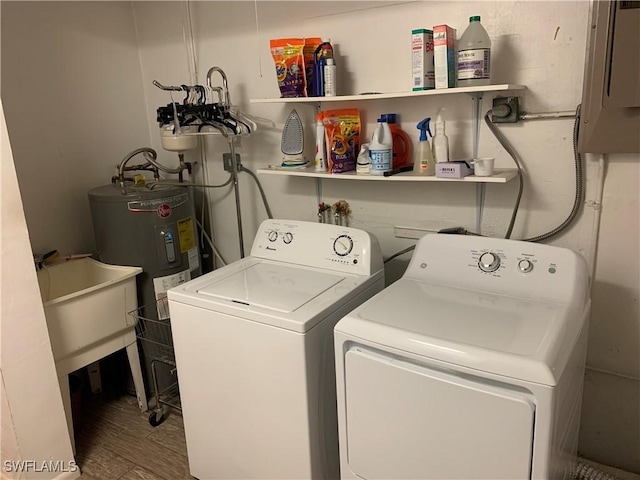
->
[575,461,620,480]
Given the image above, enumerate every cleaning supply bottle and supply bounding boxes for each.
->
[415,117,435,175]
[356,143,371,175]
[312,39,334,97]
[314,113,326,171]
[457,16,491,87]
[381,113,412,169]
[324,58,336,96]
[369,118,393,175]
[432,108,449,163]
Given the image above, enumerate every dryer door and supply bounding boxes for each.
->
[343,348,535,479]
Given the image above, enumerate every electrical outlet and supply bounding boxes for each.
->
[223,153,242,172]
[492,97,520,123]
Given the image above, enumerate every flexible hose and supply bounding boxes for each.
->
[384,104,585,262]
[523,104,584,242]
[143,151,187,175]
[384,245,416,264]
[240,165,274,219]
[483,110,524,239]
[574,461,620,480]
[485,104,584,242]
[146,176,233,190]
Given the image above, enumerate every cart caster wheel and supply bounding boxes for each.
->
[149,411,166,427]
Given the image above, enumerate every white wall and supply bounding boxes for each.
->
[132,1,596,268]
[1,1,151,256]
[1,100,78,480]
[1,0,638,474]
[579,154,640,473]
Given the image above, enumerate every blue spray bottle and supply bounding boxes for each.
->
[415,118,435,175]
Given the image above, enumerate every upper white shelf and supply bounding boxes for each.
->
[257,167,517,184]
[250,84,526,104]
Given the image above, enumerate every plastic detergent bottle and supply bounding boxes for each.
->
[432,108,450,163]
[457,16,491,87]
[414,117,435,176]
[369,118,393,175]
[381,113,412,169]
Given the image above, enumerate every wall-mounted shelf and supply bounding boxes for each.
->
[257,167,517,184]
[250,84,526,104]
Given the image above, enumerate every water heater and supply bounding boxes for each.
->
[88,183,202,310]
[88,183,202,395]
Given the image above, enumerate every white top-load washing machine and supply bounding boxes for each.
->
[334,234,590,480]
[168,219,384,480]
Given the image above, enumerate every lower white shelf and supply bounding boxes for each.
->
[257,167,517,184]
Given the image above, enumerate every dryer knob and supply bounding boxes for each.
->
[478,252,501,272]
[518,259,533,273]
[283,232,293,244]
[267,230,278,242]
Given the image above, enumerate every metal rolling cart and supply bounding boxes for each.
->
[130,299,181,426]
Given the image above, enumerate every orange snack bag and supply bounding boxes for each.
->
[270,38,306,98]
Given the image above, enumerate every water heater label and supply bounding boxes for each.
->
[177,217,196,253]
[127,193,188,213]
[153,269,191,319]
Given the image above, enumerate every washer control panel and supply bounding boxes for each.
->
[252,220,383,276]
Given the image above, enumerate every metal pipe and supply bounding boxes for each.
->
[118,147,157,189]
[142,151,187,175]
[228,138,245,258]
[519,111,576,120]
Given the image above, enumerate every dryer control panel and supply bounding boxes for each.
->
[250,219,383,276]
[404,234,589,307]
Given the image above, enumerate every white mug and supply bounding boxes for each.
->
[473,157,495,177]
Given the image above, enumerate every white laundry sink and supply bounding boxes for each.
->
[37,257,147,452]
[37,257,141,366]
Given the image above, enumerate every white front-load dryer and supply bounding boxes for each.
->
[334,234,590,480]
[168,219,384,480]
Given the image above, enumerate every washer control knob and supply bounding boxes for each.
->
[333,235,354,257]
[267,230,278,242]
[518,259,534,273]
[283,232,293,244]
[478,252,501,272]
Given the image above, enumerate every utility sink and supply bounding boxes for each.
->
[37,257,147,452]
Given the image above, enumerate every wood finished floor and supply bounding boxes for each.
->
[75,393,193,480]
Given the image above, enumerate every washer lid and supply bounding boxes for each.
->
[197,262,344,313]
[337,278,588,385]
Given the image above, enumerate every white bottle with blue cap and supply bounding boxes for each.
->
[369,117,392,175]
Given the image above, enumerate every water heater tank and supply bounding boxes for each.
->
[88,183,202,313]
